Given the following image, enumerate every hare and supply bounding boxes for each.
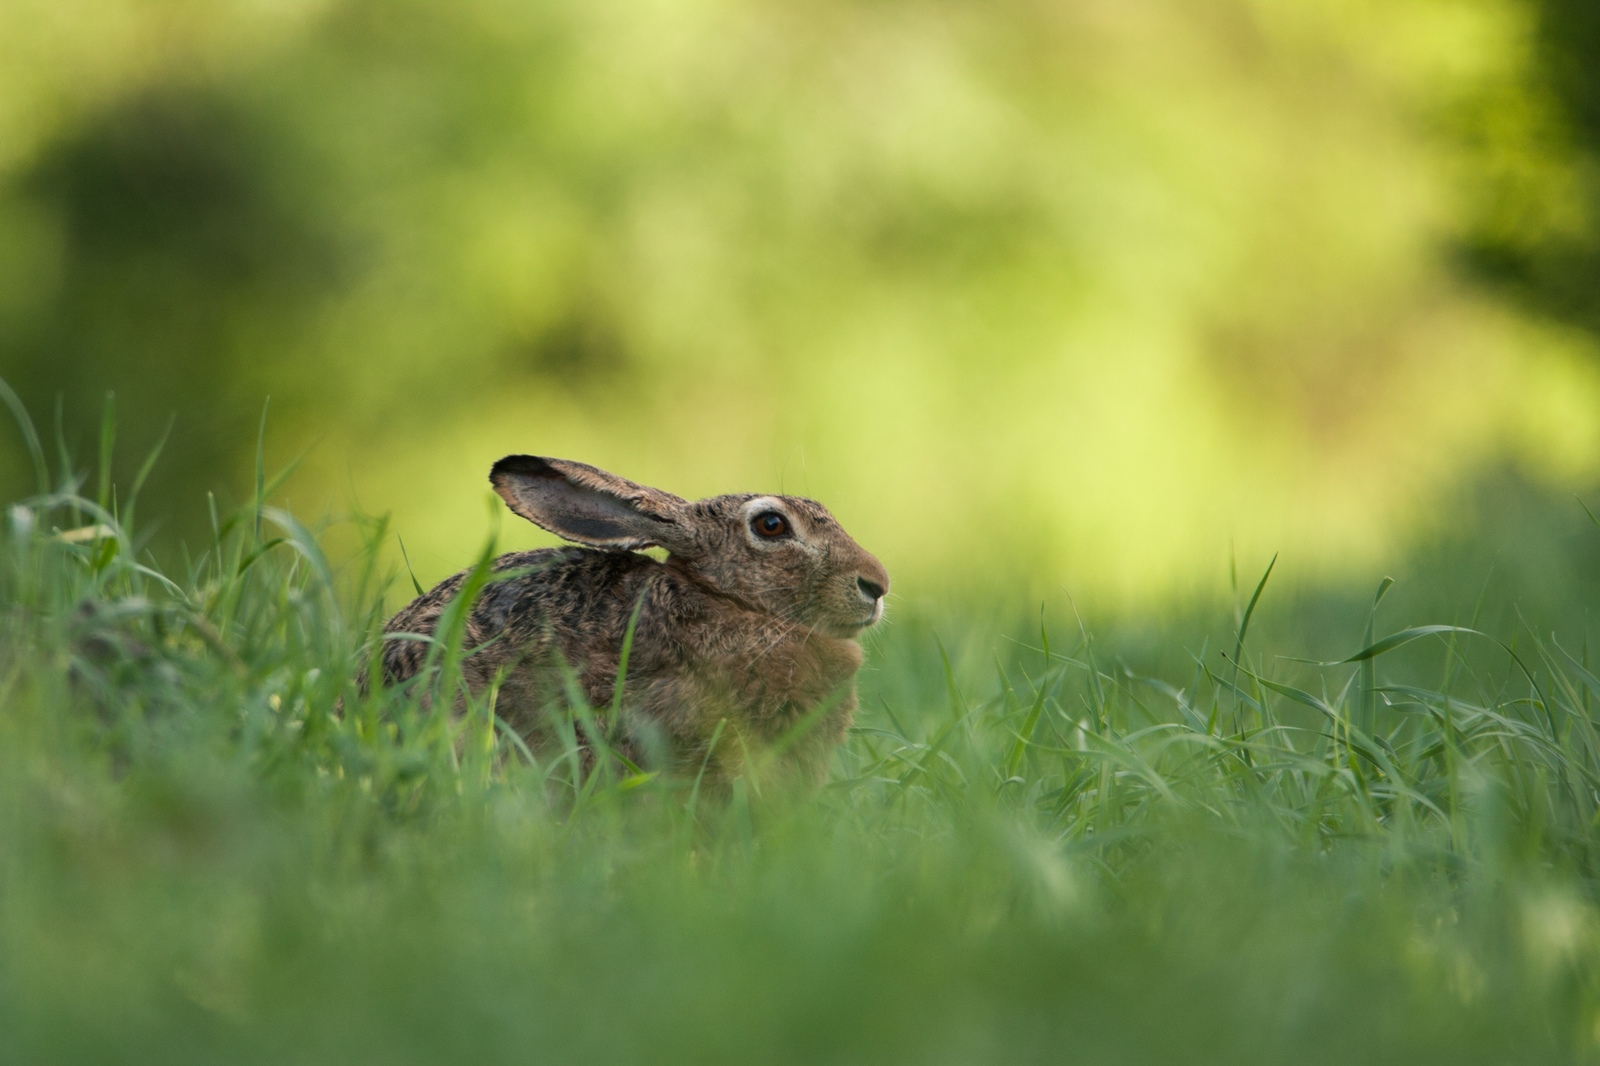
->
[374,455,889,785]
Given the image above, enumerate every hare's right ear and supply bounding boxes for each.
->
[489,455,692,552]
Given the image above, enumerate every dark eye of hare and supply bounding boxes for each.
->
[751,511,791,539]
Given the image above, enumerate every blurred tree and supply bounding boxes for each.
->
[1457,0,1600,332]
[1,86,346,515]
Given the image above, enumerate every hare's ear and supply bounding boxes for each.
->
[490,455,691,551]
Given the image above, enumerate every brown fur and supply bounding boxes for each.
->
[372,456,889,785]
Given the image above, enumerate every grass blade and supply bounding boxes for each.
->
[0,375,49,495]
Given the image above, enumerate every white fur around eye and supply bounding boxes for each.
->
[741,498,801,548]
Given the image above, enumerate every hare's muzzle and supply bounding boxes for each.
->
[851,559,890,629]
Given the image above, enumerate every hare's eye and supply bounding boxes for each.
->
[752,511,791,539]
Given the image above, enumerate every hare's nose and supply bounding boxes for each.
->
[857,577,886,602]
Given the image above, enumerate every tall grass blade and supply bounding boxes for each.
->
[96,391,115,512]
[124,413,175,524]
[397,535,428,598]
[0,375,49,495]
[254,397,270,543]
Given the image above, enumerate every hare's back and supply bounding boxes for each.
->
[378,547,657,684]
[472,546,661,642]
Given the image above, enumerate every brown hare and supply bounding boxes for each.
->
[374,455,889,785]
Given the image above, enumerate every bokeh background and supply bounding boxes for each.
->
[5,0,1600,620]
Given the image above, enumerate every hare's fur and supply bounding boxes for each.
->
[374,456,889,784]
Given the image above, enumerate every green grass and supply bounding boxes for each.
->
[5,427,1600,1063]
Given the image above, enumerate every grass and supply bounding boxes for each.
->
[4,411,1600,1063]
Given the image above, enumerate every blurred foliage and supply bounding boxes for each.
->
[3,0,1600,606]
[1459,0,1600,330]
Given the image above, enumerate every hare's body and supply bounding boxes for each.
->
[380,546,862,778]
[374,457,887,783]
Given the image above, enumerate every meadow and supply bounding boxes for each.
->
[4,5,1600,1058]
[4,398,1600,1065]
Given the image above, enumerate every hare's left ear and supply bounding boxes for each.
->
[490,455,692,552]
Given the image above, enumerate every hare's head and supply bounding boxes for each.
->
[490,456,889,636]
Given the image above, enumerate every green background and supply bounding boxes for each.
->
[6,0,1600,613]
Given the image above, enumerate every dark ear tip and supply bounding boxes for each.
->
[489,454,559,485]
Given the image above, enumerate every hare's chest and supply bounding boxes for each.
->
[697,626,862,714]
